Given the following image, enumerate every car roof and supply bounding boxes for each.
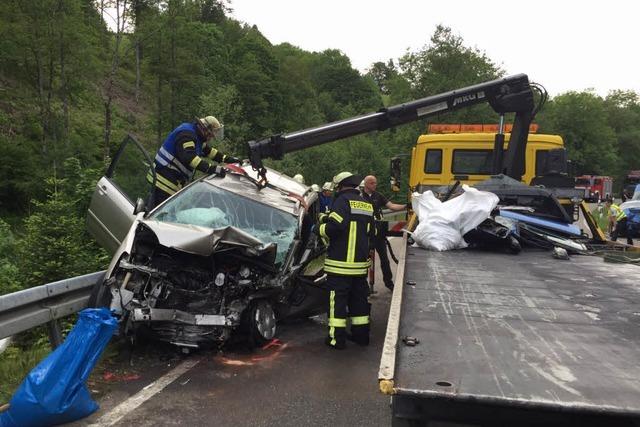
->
[203,165,316,215]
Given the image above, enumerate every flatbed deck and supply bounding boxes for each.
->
[381,242,640,426]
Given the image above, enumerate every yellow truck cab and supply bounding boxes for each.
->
[408,124,564,192]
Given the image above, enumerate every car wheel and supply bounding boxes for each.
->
[244,300,277,347]
[88,277,113,308]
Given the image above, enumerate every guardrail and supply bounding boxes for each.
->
[0,271,105,347]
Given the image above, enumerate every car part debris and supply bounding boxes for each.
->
[552,247,570,260]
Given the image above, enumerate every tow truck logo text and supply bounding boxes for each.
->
[452,91,485,107]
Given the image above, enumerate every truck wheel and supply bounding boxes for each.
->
[88,277,113,308]
[244,300,277,347]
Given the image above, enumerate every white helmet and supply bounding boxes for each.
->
[293,174,305,184]
[310,184,321,192]
[197,116,224,140]
[322,182,333,191]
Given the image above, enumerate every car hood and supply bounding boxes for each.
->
[620,200,640,211]
[140,219,277,262]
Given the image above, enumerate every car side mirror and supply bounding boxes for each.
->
[133,197,147,215]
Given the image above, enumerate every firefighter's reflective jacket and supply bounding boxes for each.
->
[148,122,231,196]
[610,203,627,221]
[319,188,375,276]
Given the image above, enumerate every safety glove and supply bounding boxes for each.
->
[208,164,226,178]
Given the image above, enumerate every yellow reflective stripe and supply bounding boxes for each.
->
[319,212,328,223]
[349,200,373,212]
[183,141,195,149]
[207,148,219,159]
[347,221,357,262]
[329,318,347,327]
[155,173,180,191]
[319,223,328,240]
[189,156,202,169]
[367,223,370,233]
[329,290,336,345]
[324,266,368,275]
[147,172,180,192]
[329,212,343,224]
[350,316,369,326]
[612,205,626,220]
[325,258,370,268]
[147,173,176,195]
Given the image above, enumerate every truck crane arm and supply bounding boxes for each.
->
[248,74,536,184]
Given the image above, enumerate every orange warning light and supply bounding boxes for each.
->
[427,123,538,134]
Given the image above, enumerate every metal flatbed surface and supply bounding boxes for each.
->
[395,246,640,418]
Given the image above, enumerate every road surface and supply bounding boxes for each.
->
[75,239,403,427]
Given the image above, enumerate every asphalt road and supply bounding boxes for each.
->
[76,240,401,427]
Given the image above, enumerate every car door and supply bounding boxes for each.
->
[87,135,154,253]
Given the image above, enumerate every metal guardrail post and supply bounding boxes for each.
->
[48,319,63,348]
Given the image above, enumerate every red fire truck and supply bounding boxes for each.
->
[575,175,613,202]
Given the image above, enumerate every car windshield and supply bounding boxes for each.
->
[151,181,298,263]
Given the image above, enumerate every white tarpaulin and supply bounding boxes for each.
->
[411,185,499,251]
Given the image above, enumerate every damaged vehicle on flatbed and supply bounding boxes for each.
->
[86,136,327,348]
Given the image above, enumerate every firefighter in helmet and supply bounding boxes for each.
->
[318,171,375,349]
[147,116,240,208]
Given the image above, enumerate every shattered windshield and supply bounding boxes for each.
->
[151,181,298,263]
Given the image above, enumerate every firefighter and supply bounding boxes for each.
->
[605,198,634,245]
[147,116,241,209]
[318,172,375,349]
[319,182,333,212]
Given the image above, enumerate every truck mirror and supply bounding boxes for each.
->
[390,157,402,192]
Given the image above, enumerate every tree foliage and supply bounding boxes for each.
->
[0,1,639,300]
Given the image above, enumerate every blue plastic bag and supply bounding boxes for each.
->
[0,308,117,427]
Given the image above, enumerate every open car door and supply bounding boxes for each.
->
[87,135,154,254]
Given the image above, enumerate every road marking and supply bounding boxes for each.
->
[89,358,200,426]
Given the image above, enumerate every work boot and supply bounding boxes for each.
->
[325,337,346,350]
[347,333,369,347]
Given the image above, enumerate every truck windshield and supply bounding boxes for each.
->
[452,150,492,175]
[575,178,590,185]
[151,181,298,263]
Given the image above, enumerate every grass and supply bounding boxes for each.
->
[590,204,610,235]
[0,342,50,406]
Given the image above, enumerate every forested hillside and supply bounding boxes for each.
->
[1,0,640,298]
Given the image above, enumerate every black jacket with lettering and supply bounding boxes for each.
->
[319,188,375,276]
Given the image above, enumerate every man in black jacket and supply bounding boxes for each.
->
[361,175,407,291]
[318,172,375,349]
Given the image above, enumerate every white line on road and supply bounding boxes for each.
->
[89,358,200,427]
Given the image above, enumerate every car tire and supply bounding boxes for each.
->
[88,277,113,308]
[244,300,277,347]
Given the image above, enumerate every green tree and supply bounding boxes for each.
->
[398,25,503,123]
[17,158,108,288]
[539,91,620,175]
[603,90,640,178]
[0,219,21,295]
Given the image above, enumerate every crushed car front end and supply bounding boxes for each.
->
[93,167,325,348]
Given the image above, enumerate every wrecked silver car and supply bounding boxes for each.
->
[86,136,327,348]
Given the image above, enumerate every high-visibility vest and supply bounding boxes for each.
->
[610,204,627,221]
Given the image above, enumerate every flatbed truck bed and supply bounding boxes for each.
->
[380,235,640,426]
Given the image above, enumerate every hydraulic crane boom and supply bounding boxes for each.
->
[247,74,536,184]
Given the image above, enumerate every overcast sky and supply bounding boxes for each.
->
[229,0,639,97]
